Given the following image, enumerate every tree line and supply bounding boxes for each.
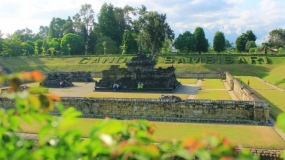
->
[0,3,284,56]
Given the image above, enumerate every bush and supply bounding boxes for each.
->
[0,70,260,159]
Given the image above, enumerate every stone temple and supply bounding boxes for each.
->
[95,50,180,92]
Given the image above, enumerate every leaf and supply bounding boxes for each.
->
[28,95,41,110]
[276,113,285,132]
[31,70,46,82]
[47,94,61,101]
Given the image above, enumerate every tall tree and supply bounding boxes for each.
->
[87,28,97,54]
[14,28,34,42]
[194,27,208,54]
[122,30,138,54]
[213,31,226,53]
[0,30,3,53]
[235,30,257,52]
[2,34,22,56]
[73,3,95,53]
[47,18,66,41]
[174,31,197,53]
[245,41,257,52]
[37,26,49,39]
[135,6,174,55]
[268,29,285,48]
[244,30,257,42]
[63,16,74,35]
[95,36,118,54]
[235,35,247,52]
[61,33,85,55]
[98,3,118,43]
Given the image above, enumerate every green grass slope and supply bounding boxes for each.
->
[1,55,285,87]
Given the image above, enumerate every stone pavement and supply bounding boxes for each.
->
[48,80,241,101]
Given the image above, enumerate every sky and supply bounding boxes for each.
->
[1,0,285,45]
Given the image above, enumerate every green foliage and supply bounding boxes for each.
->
[174,31,197,54]
[2,34,22,56]
[268,29,285,48]
[245,41,257,52]
[78,57,91,64]
[236,30,257,53]
[213,31,226,53]
[96,36,118,54]
[61,33,85,55]
[48,38,61,52]
[122,30,138,54]
[278,47,284,54]
[194,27,208,54]
[249,48,256,54]
[136,7,174,55]
[164,57,173,63]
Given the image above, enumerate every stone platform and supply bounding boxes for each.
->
[94,82,181,93]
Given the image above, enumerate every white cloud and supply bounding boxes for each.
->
[0,0,284,44]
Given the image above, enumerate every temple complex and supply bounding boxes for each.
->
[95,50,180,92]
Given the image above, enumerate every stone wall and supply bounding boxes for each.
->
[175,71,226,79]
[225,72,261,101]
[91,71,226,79]
[0,96,269,125]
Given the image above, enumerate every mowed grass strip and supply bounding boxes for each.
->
[195,90,231,100]
[85,92,189,99]
[254,90,285,119]
[236,76,284,119]
[177,78,197,84]
[200,79,225,89]
[19,118,285,149]
[235,76,276,90]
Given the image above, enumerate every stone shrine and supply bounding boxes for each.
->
[95,50,180,92]
[40,72,74,88]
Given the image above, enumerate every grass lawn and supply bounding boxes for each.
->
[253,90,285,119]
[177,78,197,84]
[236,76,284,119]
[19,118,285,149]
[195,90,231,100]
[200,79,225,89]
[85,92,189,99]
[235,76,276,89]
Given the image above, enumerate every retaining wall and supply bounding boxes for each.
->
[0,97,269,125]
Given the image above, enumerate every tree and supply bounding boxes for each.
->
[122,30,138,54]
[235,30,257,52]
[34,39,44,54]
[244,30,257,42]
[135,6,174,55]
[174,31,197,54]
[14,28,35,42]
[161,38,172,54]
[235,34,247,53]
[87,28,97,54]
[37,25,49,39]
[2,34,22,56]
[73,4,95,53]
[194,27,208,54]
[268,29,285,48]
[21,42,34,56]
[245,41,257,52]
[62,16,74,35]
[48,38,61,52]
[213,31,226,53]
[95,36,118,54]
[47,17,66,41]
[61,33,85,55]
[98,3,118,43]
